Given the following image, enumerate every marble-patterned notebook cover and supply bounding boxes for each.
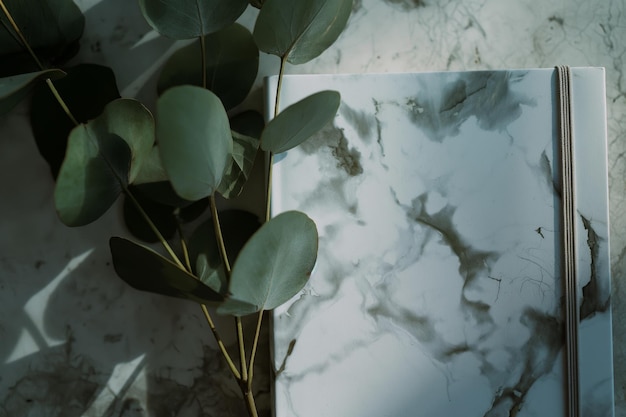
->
[267,69,614,417]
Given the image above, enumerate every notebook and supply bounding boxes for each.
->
[267,68,614,417]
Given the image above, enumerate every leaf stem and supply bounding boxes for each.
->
[244,389,259,417]
[0,1,79,126]
[264,57,287,223]
[265,153,274,223]
[247,310,264,391]
[209,194,231,274]
[124,189,185,270]
[176,217,193,272]
[274,57,286,118]
[0,0,44,70]
[45,79,79,125]
[236,317,248,381]
[201,305,242,380]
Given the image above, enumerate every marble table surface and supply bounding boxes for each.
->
[0,0,624,416]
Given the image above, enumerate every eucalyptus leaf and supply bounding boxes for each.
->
[54,98,153,226]
[188,210,261,295]
[261,90,340,153]
[92,99,155,183]
[55,128,130,226]
[217,131,259,198]
[157,85,233,201]
[253,0,352,64]
[0,69,65,116]
[157,23,259,110]
[0,0,84,76]
[132,146,168,185]
[110,237,223,304]
[218,211,318,316]
[139,0,248,40]
[30,64,120,178]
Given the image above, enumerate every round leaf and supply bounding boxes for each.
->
[253,0,352,64]
[55,128,130,226]
[261,90,340,153]
[0,0,84,76]
[139,0,248,40]
[0,69,65,116]
[157,23,259,110]
[110,237,223,304]
[157,85,233,201]
[217,211,318,316]
[91,99,155,183]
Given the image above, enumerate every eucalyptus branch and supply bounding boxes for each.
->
[0,0,79,126]
[0,0,44,70]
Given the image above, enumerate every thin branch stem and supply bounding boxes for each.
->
[264,57,287,223]
[124,189,185,270]
[236,317,248,382]
[244,390,259,417]
[176,217,193,272]
[45,79,79,125]
[0,0,44,70]
[274,56,286,118]
[209,194,231,274]
[265,153,274,223]
[0,1,79,126]
[247,311,264,391]
[201,305,241,380]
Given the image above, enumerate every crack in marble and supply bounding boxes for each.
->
[400,71,534,142]
[580,215,611,320]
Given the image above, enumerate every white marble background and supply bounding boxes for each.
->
[0,0,624,416]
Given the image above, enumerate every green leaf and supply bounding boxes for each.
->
[218,211,318,316]
[0,69,65,115]
[188,210,261,295]
[157,85,233,201]
[253,0,352,64]
[54,98,152,227]
[0,0,84,76]
[30,64,120,178]
[55,128,130,226]
[157,23,259,110]
[132,146,168,185]
[139,0,248,40]
[261,90,340,153]
[110,237,223,304]
[217,131,259,198]
[91,99,155,183]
